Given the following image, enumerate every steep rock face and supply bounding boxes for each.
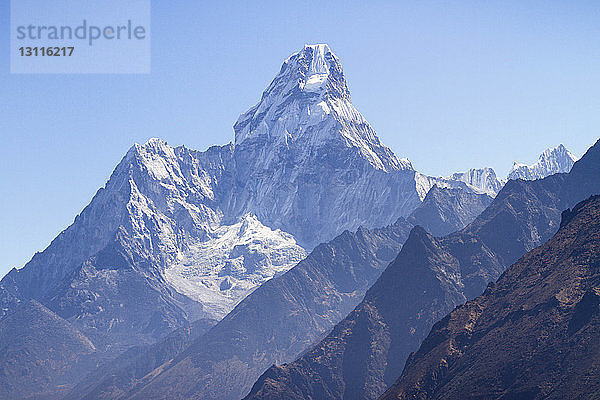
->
[381,195,600,400]
[243,228,503,400]
[0,44,442,339]
[233,44,403,172]
[508,144,577,181]
[243,138,600,400]
[0,300,96,399]
[407,186,493,236]
[225,44,421,247]
[119,220,414,400]
[446,168,505,197]
[0,44,425,355]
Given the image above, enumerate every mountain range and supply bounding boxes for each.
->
[0,43,590,400]
[381,194,600,400]
[0,44,513,350]
[66,183,501,400]
[243,138,600,400]
[442,144,578,197]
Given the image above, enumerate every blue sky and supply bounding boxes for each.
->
[1,0,600,278]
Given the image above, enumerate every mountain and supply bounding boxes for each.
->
[445,168,505,197]
[0,44,415,354]
[508,144,577,181]
[243,226,503,400]
[0,43,576,398]
[243,138,600,400]
[225,43,422,247]
[0,44,494,360]
[71,179,496,400]
[407,186,493,236]
[0,300,96,399]
[92,219,413,400]
[440,144,578,198]
[381,195,600,400]
[233,44,406,172]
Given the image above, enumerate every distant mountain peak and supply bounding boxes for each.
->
[129,137,170,153]
[541,143,575,161]
[446,167,505,197]
[508,144,577,181]
[438,144,578,198]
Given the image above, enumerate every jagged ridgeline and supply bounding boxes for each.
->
[0,43,585,400]
[381,194,600,400]
[75,45,588,400]
[0,44,482,354]
[243,138,600,400]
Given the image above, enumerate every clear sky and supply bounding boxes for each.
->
[2,0,600,278]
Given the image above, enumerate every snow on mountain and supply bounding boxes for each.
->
[224,44,426,247]
[446,168,505,197]
[0,43,505,353]
[0,44,429,349]
[233,44,407,172]
[414,171,494,200]
[508,144,577,181]
[435,145,578,198]
[164,214,306,319]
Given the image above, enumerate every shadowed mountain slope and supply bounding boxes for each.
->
[407,186,493,237]
[243,139,600,400]
[70,171,498,400]
[75,219,413,400]
[0,300,96,399]
[381,195,600,400]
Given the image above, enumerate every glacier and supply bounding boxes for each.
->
[164,213,306,319]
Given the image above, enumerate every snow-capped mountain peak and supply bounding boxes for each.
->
[433,144,579,198]
[508,144,578,181]
[447,167,505,197]
[233,43,405,172]
[127,138,184,183]
[275,43,349,100]
[0,44,486,356]
[304,44,331,72]
[300,44,347,96]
